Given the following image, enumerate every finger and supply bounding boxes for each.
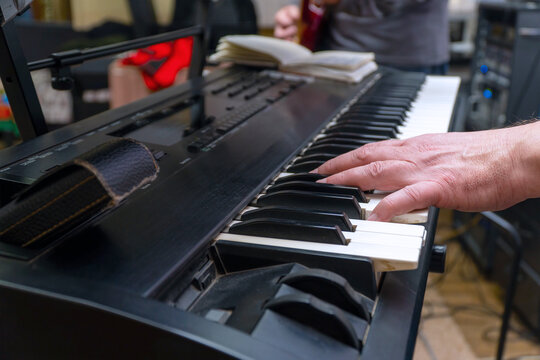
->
[275,5,299,26]
[318,160,415,191]
[285,5,300,21]
[313,139,405,175]
[274,25,298,40]
[367,181,443,222]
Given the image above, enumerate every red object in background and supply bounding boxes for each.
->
[122,37,193,91]
[0,104,11,119]
[299,0,326,51]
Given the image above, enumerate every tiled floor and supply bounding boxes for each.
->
[414,210,540,360]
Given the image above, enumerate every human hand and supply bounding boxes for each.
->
[274,5,301,41]
[313,123,540,221]
[274,1,341,41]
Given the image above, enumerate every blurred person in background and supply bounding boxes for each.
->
[274,0,449,74]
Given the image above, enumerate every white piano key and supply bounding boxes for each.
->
[349,218,426,238]
[361,201,428,224]
[216,233,420,272]
[396,76,460,139]
[226,220,423,249]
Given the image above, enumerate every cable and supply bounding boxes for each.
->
[418,328,439,360]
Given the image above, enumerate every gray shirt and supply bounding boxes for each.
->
[320,0,449,67]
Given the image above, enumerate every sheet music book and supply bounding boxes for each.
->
[209,35,377,83]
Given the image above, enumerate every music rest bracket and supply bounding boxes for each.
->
[0,0,210,141]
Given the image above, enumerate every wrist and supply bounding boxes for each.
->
[512,121,540,200]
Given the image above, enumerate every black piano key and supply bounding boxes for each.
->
[337,112,405,126]
[341,109,405,119]
[274,173,326,184]
[348,104,408,114]
[292,153,336,165]
[347,110,406,122]
[287,161,326,173]
[375,87,420,94]
[229,218,348,245]
[349,106,407,118]
[363,96,414,104]
[303,144,360,156]
[320,132,390,141]
[366,91,415,98]
[362,99,411,109]
[267,181,367,203]
[325,124,397,138]
[335,119,401,130]
[312,137,374,148]
[372,90,417,99]
[240,206,355,232]
[256,190,364,219]
[338,114,404,125]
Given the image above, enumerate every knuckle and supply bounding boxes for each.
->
[436,172,456,188]
[350,147,368,164]
[402,185,423,203]
[367,161,386,178]
[380,196,396,212]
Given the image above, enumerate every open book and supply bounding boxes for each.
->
[209,35,377,83]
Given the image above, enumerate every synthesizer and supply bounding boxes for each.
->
[0,66,460,359]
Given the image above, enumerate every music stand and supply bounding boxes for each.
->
[0,0,210,142]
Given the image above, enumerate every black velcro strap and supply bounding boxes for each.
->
[0,139,159,248]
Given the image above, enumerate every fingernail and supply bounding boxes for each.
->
[367,213,380,221]
[317,178,327,183]
[310,168,319,174]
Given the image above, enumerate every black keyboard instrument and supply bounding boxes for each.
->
[0,66,460,359]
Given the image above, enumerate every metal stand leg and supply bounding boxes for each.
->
[480,211,523,360]
[0,21,47,140]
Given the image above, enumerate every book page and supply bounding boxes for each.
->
[223,35,313,66]
[281,61,378,83]
[285,51,375,71]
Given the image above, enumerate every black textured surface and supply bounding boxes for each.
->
[76,138,158,201]
[0,139,157,248]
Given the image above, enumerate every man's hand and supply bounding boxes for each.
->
[274,5,301,41]
[313,122,540,221]
[274,1,341,41]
